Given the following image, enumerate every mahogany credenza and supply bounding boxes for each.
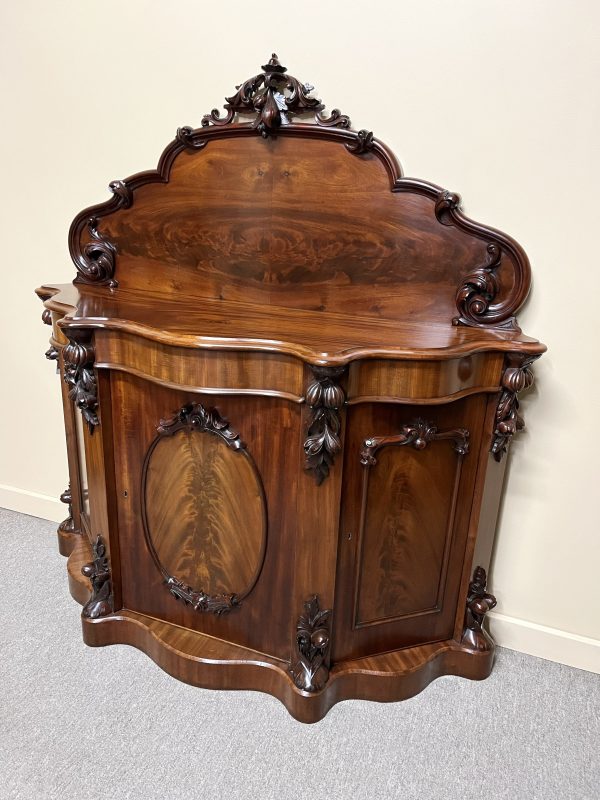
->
[36,54,545,722]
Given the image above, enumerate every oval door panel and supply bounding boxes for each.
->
[143,404,266,602]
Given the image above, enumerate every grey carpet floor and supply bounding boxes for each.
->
[0,508,598,800]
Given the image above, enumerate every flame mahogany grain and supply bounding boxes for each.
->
[35,54,545,721]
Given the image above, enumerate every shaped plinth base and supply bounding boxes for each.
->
[66,536,495,723]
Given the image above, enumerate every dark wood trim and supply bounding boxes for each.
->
[461,566,497,651]
[491,353,540,461]
[63,331,99,434]
[359,418,470,466]
[304,366,346,484]
[290,595,332,693]
[81,535,114,619]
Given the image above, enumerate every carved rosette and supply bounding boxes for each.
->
[63,336,99,434]
[492,353,540,461]
[304,366,346,485]
[58,485,76,535]
[461,566,497,651]
[290,595,332,693]
[360,418,470,466]
[81,536,114,619]
[202,53,350,137]
[152,402,245,615]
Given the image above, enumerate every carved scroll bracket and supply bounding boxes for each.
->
[360,418,469,466]
[492,353,540,461]
[290,595,332,693]
[435,190,530,329]
[461,566,496,651]
[81,536,114,619]
[63,333,99,434]
[304,366,346,485]
[71,180,131,287]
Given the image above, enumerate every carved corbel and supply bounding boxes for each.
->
[461,566,497,651]
[81,536,114,619]
[290,595,332,693]
[63,333,99,434]
[304,366,346,485]
[491,353,540,461]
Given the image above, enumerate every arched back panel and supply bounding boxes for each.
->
[69,55,531,329]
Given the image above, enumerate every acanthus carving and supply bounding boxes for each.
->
[81,536,114,619]
[157,402,244,451]
[315,108,351,128]
[290,595,332,693]
[454,242,503,328]
[360,418,469,466]
[166,576,240,616]
[63,336,99,434]
[58,484,76,534]
[435,188,530,329]
[491,353,539,461]
[72,181,130,287]
[461,566,497,651]
[304,366,346,485]
[202,53,350,137]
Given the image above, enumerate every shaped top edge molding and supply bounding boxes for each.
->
[66,53,535,332]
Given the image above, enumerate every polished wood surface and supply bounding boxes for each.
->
[144,419,266,599]
[36,54,545,721]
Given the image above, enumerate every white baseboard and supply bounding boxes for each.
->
[0,484,64,524]
[1,486,598,674]
[489,611,600,674]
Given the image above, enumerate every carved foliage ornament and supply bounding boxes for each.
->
[491,353,540,461]
[58,484,76,535]
[151,402,245,615]
[360,418,470,466]
[304,366,346,485]
[461,566,497,652]
[202,53,350,137]
[81,536,114,619]
[72,181,131,287]
[290,595,332,693]
[63,337,99,434]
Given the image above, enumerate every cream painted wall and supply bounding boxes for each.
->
[1,1,598,670]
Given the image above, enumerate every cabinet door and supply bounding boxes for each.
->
[332,396,487,661]
[109,371,301,660]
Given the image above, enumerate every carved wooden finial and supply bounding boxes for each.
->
[200,53,356,137]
